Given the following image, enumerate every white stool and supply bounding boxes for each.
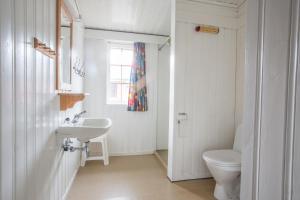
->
[81,134,109,166]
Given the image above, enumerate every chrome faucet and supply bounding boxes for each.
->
[64,117,71,123]
[71,110,87,124]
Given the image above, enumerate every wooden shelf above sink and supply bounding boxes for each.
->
[58,92,90,111]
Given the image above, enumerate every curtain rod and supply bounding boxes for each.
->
[74,0,82,19]
[158,37,170,51]
[85,27,169,38]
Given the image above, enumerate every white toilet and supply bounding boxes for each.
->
[203,125,242,200]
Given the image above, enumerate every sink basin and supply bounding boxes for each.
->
[56,118,112,142]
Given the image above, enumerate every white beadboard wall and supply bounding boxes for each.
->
[168,0,244,181]
[156,46,170,150]
[83,38,159,155]
[235,1,246,128]
[0,0,84,200]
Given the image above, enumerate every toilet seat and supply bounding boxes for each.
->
[203,149,241,167]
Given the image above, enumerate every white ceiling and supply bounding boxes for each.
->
[76,0,245,36]
[76,0,171,36]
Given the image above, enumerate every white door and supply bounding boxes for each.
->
[168,22,236,181]
[242,0,300,199]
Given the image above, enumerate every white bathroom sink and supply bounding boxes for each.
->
[56,118,112,143]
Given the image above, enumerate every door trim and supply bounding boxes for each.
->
[283,0,300,199]
[249,0,300,199]
[252,0,266,199]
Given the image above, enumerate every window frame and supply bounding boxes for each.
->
[106,42,133,105]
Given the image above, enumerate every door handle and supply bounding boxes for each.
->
[178,112,187,115]
[177,112,188,137]
[177,112,188,124]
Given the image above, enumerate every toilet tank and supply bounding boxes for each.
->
[233,124,243,152]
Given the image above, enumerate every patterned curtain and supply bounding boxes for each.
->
[127,42,148,111]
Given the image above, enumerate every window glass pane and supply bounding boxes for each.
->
[122,66,131,83]
[122,49,133,66]
[121,84,129,104]
[107,44,133,105]
[110,48,122,65]
[110,65,121,83]
[109,83,122,104]
[110,84,118,98]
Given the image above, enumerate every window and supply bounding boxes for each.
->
[107,43,133,105]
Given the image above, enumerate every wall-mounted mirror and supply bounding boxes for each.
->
[56,0,73,91]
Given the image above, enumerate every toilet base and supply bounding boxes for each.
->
[214,183,239,200]
[214,183,229,200]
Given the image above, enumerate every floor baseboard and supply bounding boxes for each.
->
[154,151,167,169]
[109,151,155,156]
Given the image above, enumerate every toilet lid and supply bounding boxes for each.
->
[203,150,241,167]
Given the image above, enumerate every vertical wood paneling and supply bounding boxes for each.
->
[242,0,300,199]
[258,0,291,199]
[235,1,246,128]
[0,0,15,199]
[25,0,36,198]
[15,0,27,198]
[0,0,83,199]
[291,1,300,198]
[169,1,237,180]
[178,23,236,180]
[293,34,300,199]
[236,25,245,127]
[35,0,44,198]
[156,47,170,150]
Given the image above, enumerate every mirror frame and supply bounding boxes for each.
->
[56,0,73,91]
